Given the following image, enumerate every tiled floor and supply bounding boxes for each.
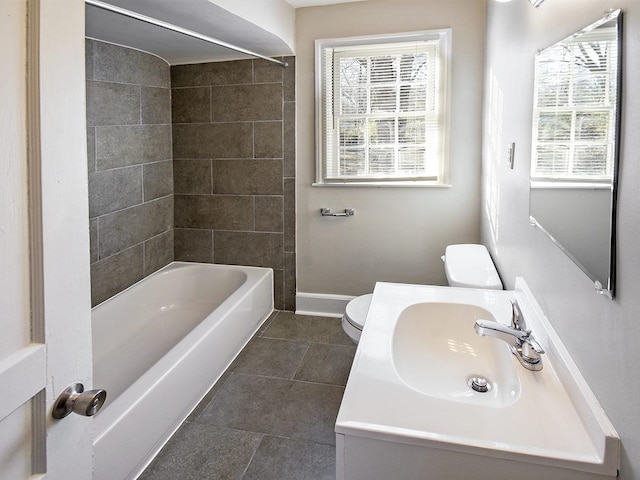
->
[139,311,356,480]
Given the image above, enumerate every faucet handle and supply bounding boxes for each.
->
[520,336,545,366]
[510,299,525,330]
[522,335,544,354]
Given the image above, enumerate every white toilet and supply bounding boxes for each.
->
[341,244,503,344]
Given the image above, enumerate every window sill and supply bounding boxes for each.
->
[530,180,611,190]
[312,182,452,188]
[311,180,451,188]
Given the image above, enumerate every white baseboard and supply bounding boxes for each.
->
[295,292,357,318]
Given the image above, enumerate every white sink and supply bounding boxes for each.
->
[336,280,619,480]
[392,302,520,407]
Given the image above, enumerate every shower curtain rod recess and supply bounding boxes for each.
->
[85,0,289,67]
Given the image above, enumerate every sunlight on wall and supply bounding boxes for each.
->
[486,69,504,245]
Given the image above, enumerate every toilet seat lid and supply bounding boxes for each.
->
[344,293,373,330]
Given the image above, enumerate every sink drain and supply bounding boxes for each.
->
[468,376,492,393]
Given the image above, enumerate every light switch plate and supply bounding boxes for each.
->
[507,142,515,169]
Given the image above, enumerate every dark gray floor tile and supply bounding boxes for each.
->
[243,436,335,480]
[198,373,343,445]
[295,343,356,386]
[281,380,344,445]
[197,373,290,432]
[142,312,348,479]
[262,312,353,346]
[188,312,280,421]
[138,423,262,480]
[186,370,232,422]
[231,337,309,379]
[256,310,279,336]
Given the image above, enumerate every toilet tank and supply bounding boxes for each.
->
[443,244,503,290]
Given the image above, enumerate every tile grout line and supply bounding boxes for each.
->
[239,433,266,480]
[230,371,347,390]
[292,342,312,381]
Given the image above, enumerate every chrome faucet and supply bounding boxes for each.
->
[474,299,545,371]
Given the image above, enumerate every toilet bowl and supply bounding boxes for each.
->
[341,244,503,344]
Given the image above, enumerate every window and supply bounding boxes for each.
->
[315,30,451,186]
[531,27,618,182]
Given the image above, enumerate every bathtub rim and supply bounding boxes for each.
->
[91,261,266,310]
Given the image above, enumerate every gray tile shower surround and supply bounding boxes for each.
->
[87,38,296,310]
[139,312,355,480]
[86,40,174,306]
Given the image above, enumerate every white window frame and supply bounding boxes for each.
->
[314,30,452,187]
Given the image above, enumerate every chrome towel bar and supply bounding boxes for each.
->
[320,208,355,217]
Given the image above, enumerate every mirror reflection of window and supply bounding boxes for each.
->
[531,25,618,182]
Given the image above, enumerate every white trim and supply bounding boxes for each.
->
[0,345,46,420]
[296,292,357,318]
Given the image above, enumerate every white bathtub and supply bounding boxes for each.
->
[91,262,273,480]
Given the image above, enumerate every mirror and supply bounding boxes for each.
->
[529,9,622,299]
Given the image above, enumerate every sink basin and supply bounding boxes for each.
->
[392,302,520,407]
[335,280,619,480]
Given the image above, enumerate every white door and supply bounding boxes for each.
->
[0,0,94,478]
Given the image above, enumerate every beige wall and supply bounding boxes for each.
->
[482,1,640,477]
[296,0,487,296]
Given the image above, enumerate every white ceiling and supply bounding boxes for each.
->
[86,0,293,65]
[85,0,370,65]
